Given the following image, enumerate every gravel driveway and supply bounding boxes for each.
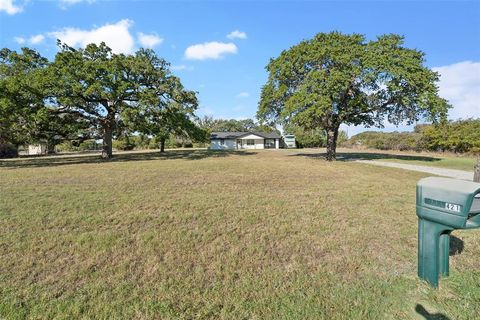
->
[355,160,474,181]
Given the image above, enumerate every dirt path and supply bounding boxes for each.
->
[355,160,474,181]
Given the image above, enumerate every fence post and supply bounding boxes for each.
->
[474,155,480,183]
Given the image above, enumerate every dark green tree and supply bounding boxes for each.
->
[47,42,192,158]
[32,108,93,153]
[132,98,207,152]
[258,32,450,160]
[0,48,48,148]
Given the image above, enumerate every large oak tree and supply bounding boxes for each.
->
[258,32,450,160]
[48,42,196,158]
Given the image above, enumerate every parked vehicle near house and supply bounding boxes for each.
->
[283,134,296,148]
[28,144,47,155]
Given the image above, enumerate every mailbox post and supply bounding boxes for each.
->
[416,177,480,288]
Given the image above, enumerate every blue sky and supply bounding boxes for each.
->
[1,0,479,135]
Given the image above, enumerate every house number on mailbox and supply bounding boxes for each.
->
[445,203,461,212]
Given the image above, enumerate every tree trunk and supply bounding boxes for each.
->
[325,126,339,161]
[46,141,56,155]
[474,155,480,183]
[102,125,113,159]
[160,137,165,153]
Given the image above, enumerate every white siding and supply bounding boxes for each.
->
[239,139,264,149]
[210,139,236,150]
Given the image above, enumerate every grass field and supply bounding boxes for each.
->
[1,150,479,319]
[289,148,477,171]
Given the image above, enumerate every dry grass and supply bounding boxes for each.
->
[0,150,479,319]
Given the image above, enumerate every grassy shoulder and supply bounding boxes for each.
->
[378,155,476,171]
[1,150,479,319]
[289,147,477,171]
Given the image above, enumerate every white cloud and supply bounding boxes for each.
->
[171,65,194,71]
[0,0,23,15]
[61,0,84,4]
[49,19,135,54]
[185,41,237,60]
[29,34,45,44]
[14,36,25,44]
[433,61,480,119]
[227,30,247,40]
[236,92,249,98]
[14,34,45,45]
[137,32,163,48]
[59,0,95,9]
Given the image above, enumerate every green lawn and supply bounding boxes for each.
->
[378,156,476,171]
[1,150,479,319]
[342,152,476,171]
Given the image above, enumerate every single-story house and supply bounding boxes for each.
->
[210,132,281,150]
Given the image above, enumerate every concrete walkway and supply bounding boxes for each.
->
[355,160,474,181]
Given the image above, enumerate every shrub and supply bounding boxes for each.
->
[0,143,18,158]
[56,141,76,152]
[112,138,135,151]
[78,140,100,151]
[347,131,423,152]
[174,139,193,148]
[345,119,480,154]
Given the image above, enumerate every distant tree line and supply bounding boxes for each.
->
[197,116,278,133]
[345,119,480,154]
[0,42,207,158]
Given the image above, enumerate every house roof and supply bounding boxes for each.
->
[211,131,281,139]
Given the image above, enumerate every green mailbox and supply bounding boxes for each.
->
[416,177,480,287]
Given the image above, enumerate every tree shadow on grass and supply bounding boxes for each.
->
[449,235,464,256]
[415,304,450,320]
[290,151,442,163]
[0,150,256,169]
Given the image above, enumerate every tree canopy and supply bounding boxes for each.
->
[132,100,208,152]
[0,43,202,158]
[45,42,199,158]
[198,116,278,133]
[258,32,450,160]
[0,48,48,146]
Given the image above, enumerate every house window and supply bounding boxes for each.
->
[246,139,255,146]
[265,139,275,148]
